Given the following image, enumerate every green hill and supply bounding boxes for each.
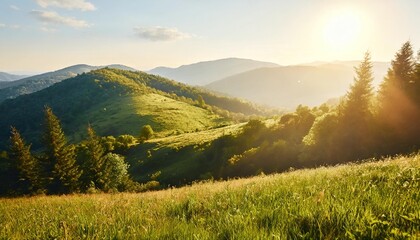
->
[0,68,265,150]
[1,154,418,239]
[0,64,137,102]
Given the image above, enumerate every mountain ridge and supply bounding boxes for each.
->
[0,64,137,102]
[148,58,279,86]
[205,62,390,109]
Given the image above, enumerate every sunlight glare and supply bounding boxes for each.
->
[323,11,361,48]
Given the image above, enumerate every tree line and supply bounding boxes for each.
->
[124,41,420,187]
[211,41,420,179]
[1,41,420,193]
[1,106,157,196]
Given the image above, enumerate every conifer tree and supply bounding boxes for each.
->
[82,125,105,190]
[9,127,40,194]
[43,106,81,194]
[378,41,419,153]
[335,52,375,161]
[379,41,415,104]
[342,51,374,120]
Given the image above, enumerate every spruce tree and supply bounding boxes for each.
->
[82,125,105,190]
[378,41,419,153]
[43,106,81,194]
[379,41,415,104]
[336,51,375,161]
[9,127,40,194]
[342,51,374,119]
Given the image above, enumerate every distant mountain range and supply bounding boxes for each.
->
[0,64,137,102]
[206,62,390,109]
[0,72,28,82]
[1,59,391,110]
[148,58,279,86]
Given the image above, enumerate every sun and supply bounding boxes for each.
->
[323,11,361,48]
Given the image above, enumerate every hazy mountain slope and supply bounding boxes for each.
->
[0,68,264,150]
[301,61,390,86]
[0,72,28,82]
[148,58,279,86]
[0,64,137,101]
[206,62,390,109]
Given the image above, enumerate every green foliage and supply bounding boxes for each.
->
[115,134,137,151]
[43,106,81,194]
[139,124,154,141]
[377,41,420,154]
[0,68,249,150]
[1,154,418,239]
[79,125,106,190]
[9,127,40,194]
[101,153,129,191]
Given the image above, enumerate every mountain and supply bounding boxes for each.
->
[0,64,137,102]
[0,68,265,150]
[0,72,28,82]
[148,58,279,86]
[206,62,390,109]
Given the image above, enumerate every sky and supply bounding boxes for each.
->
[0,0,419,74]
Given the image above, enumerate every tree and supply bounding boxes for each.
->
[379,41,416,107]
[9,127,40,194]
[342,51,374,120]
[337,51,375,160]
[43,106,81,194]
[81,125,105,190]
[139,125,154,141]
[377,42,420,154]
[197,95,205,108]
[101,153,129,192]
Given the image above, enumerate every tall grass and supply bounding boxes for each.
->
[1,154,419,239]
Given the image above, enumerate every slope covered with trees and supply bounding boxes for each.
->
[1,42,419,197]
[0,68,266,151]
[0,64,137,102]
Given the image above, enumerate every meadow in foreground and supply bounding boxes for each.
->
[1,154,419,239]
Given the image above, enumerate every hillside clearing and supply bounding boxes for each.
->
[1,154,419,239]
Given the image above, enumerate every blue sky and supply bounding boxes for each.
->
[1,0,419,73]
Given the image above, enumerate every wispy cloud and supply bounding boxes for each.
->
[31,10,91,29]
[10,5,20,11]
[35,0,95,11]
[0,23,6,28]
[134,26,191,42]
[40,26,57,32]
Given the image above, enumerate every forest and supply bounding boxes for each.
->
[1,41,420,196]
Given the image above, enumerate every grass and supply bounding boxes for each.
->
[126,122,245,185]
[69,93,229,142]
[1,154,419,239]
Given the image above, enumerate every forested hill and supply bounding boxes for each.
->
[0,68,266,150]
[0,64,137,102]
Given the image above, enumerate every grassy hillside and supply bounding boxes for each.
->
[0,68,266,150]
[1,154,419,239]
[126,122,246,185]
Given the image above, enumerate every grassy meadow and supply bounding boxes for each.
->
[1,154,419,239]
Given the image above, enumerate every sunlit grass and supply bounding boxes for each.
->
[1,154,419,239]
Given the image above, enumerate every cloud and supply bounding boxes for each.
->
[10,5,20,11]
[31,10,91,28]
[35,0,95,11]
[0,23,5,28]
[134,26,191,42]
[40,26,57,32]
